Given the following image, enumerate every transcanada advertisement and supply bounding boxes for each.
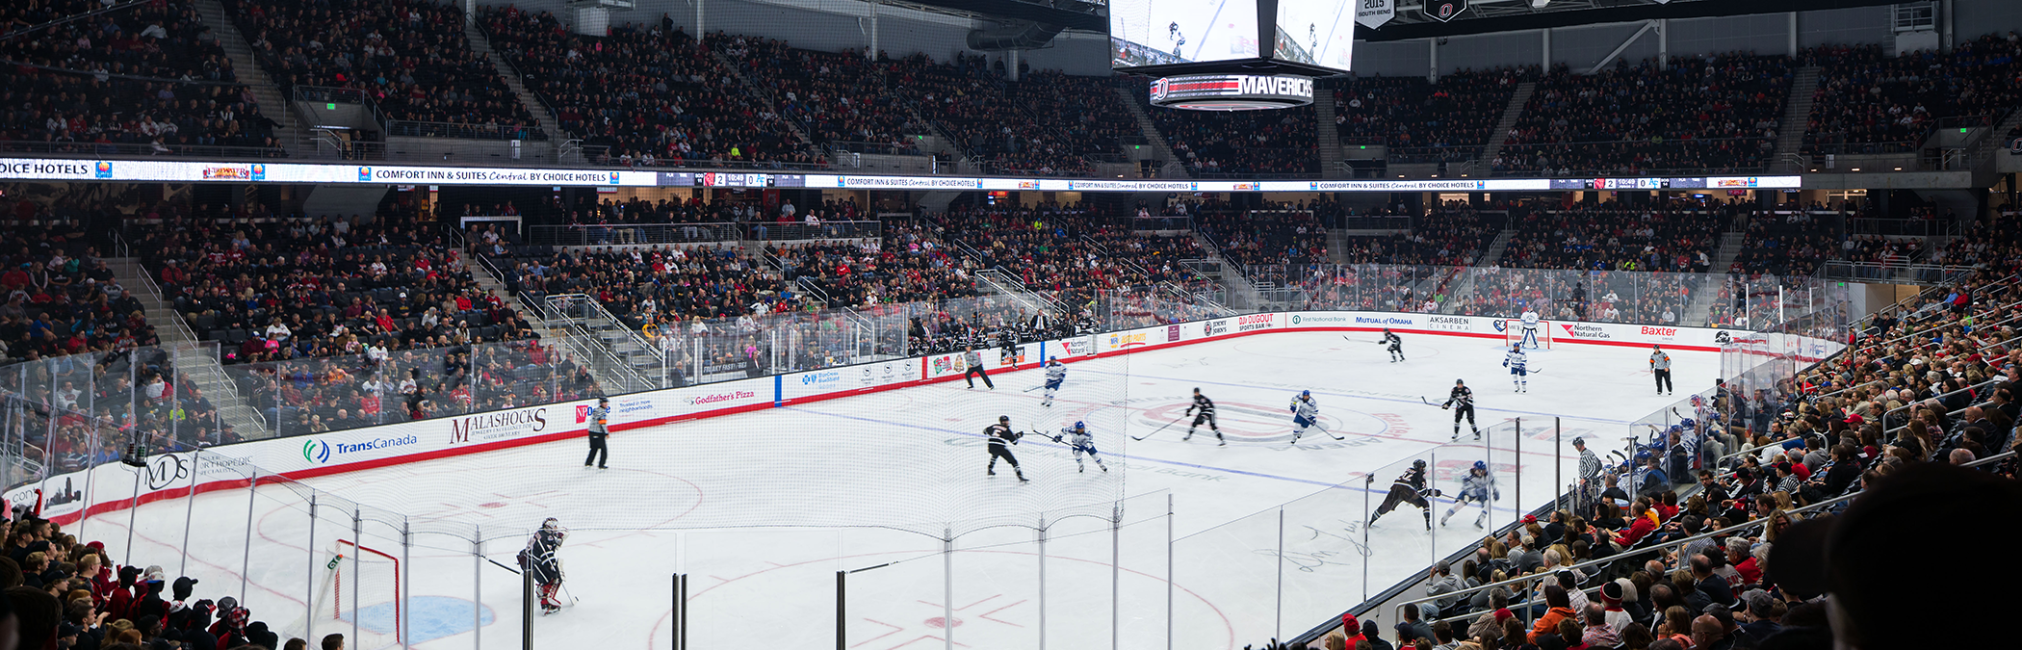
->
[1,312,1839,524]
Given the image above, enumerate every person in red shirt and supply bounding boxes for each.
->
[1619,500,1660,545]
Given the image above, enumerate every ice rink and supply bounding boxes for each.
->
[84,331,1716,650]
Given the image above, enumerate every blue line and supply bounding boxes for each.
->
[1071,367,1640,424]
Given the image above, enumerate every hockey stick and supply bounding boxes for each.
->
[1421,397,1449,408]
[1343,336,1382,344]
[483,557,523,575]
[1023,384,1045,393]
[1132,417,1184,441]
[1312,422,1347,441]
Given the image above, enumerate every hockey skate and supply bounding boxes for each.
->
[1472,428,1482,441]
[1183,431,1193,441]
[1474,513,1487,529]
[1423,514,1432,530]
[1440,510,1453,526]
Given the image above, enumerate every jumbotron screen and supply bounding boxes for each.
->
[1272,0,1355,71]
[1110,0,1262,68]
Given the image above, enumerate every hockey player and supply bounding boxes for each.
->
[1050,421,1109,473]
[519,517,568,614]
[1379,328,1405,363]
[1441,379,1480,441]
[1168,21,1187,55]
[999,333,1020,370]
[1041,358,1066,407]
[1370,459,1436,530]
[583,397,610,469]
[985,415,1028,482]
[1650,345,1673,395]
[1440,461,1501,528]
[1288,390,1319,444]
[1182,387,1223,445]
[1502,343,1529,393]
[1518,307,1542,349]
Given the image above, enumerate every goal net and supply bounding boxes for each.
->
[1504,319,1552,350]
[289,539,402,650]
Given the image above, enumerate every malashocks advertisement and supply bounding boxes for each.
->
[448,405,554,445]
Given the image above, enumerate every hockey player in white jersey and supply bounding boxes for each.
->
[1519,307,1542,349]
[1288,390,1320,444]
[1440,461,1501,528]
[1502,343,1529,392]
[1041,358,1067,407]
[1049,420,1109,473]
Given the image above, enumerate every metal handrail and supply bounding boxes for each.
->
[1388,486,1866,628]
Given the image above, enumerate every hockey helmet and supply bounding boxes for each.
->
[1301,390,1311,398]
[1192,387,1201,394]
[1456,379,1465,385]
[1048,358,1062,365]
[597,396,608,404]
[1680,418,1697,430]
[1689,394,1705,408]
[998,415,1010,422]
[1472,460,1487,473]
[1073,421,1086,430]
[1412,459,1426,469]
[1571,437,1586,447]
[541,517,560,530]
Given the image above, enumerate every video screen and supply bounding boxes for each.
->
[1272,0,1355,71]
[1111,0,1262,69]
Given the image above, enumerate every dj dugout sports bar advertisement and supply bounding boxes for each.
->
[0,157,1804,192]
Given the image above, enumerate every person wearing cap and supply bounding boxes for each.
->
[983,415,1027,482]
[1601,579,1636,636]
[584,397,610,469]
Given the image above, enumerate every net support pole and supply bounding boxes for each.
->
[1166,493,1174,650]
[124,468,142,567]
[1429,449,1438,569]
[474,527,482,650]
[1485,418,1495,532]
[1113,505,1122,650]
[179,445,203,577]
[402,520,412,648]
[1038,520,1047,650]
[522,558,533,650]
[1514,421,1522,519]
[1274,506,1284,642]
[835,571,844,650]
[242,469,257,606]
[353,509,363,648]
[306,495,318,641]
[1555,418,1563,515]
[943,526,954,650]
[1362,473,1372,601]
[680,574,687,650]
[78,426,98,544]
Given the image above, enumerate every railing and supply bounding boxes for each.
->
[1336,215,1412,230]
[744,220,882,242]
[1816,260,1976,285]
[387,121,548,141]
[526,223,741,247]
[827,140,929,157]
[0,140,289,159]
[1849,218,1955,237]
[576,145,834,171]
[543,293,660,393]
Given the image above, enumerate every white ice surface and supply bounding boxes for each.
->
[85,332,1715,650]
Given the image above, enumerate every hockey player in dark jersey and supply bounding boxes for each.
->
[1378,329,1404,362]
[1369,460,1438,530]
[1182,387,1223,445]
[519,517,568,613]
[1441,379,1480,441]
[985,415,1028,482]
